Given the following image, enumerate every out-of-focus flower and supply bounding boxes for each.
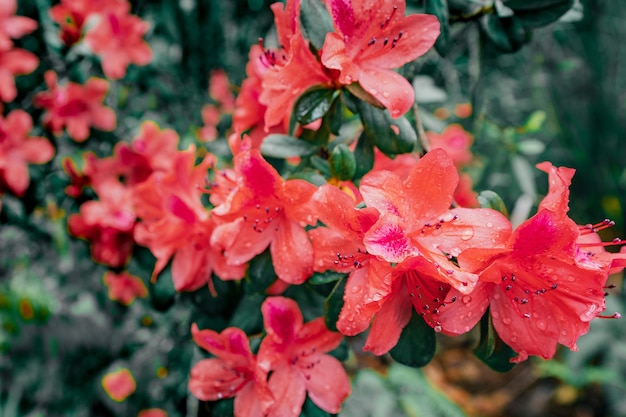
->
[84,8,152,79]
[0,110,54,196]
[33,71,116,142]
[102,368,136,402]
[0,0,37,51]
[137,409,167,417]
[0,47,38,103]
[49,0,127,46]
[103,270,148,306]
[426,124,473,168]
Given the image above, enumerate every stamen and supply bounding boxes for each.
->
[599,312,622,319]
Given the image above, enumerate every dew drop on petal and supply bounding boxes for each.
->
[486,222,493,228]
[434,325,442,332]
[492,311,500,319]
[536,320,547,331]
[460,229,474,241]
[462,295,472,304]
[502,317,512,325]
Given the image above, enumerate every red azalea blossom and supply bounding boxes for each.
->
[259,0,334,129]
[137,409,168,417]
[0,0,37,51]
[85,8,152,79]
[103,270,148,306]
[68,181,135,268]
[426,124,474,168]
[33,71,116,142]
[456,162,620,362]
[102,368,136,402]
[49,0,127,46]
[321,0,440,117]
[360,148,510,292]
[133,148,245,292]
[0,110,54,196]
[257,297,350,417]
[211,150,318,285]
[189,324,268,417]
[0,47,38,103]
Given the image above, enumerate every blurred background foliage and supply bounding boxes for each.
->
[1,0,625,416]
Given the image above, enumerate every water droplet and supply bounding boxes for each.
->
[462,295,472,304]
[486,222,493,228]
[434,325,442,332]
[217,392,223,399]
[561,329,568,336]
[391,109,401,117]
[492,311,500,319]
[467,311,473,318]
[382,91,390,98]
[463,326,470,332]
[460,229,474,241]
[370,89,378,96]
[493,292,501,300]
[536,320,547,331]
[502,317,512,325]
[345,75,353,83]
[510,336,518,342]
[566,276,575,282]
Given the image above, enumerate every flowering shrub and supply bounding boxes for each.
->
[2,0,626,417]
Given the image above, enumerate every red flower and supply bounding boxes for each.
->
[360,148,510,292]
[308,184,389,337]
[189,324,268,417]
[0,47,38,103]
[211,150,318,284]
[103,270,147,306]
[257,297,350,417]
[0,0,37,51]
[33,71,116,142]
[133,148,245,292]
[321,0,439,117]
[0,110,54,196]
[258,0,334,129]
[457,163,617,362]
[68,181,135,268]
[137,409,167,417]
[85,8,152,79]
[49,0,127,46]
[426,124,474,168]
[102,368,136,402]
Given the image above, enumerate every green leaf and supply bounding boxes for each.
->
[353,132,375,180]
[290,87,339,134]
[260,134,319,158]
[477,190,509,217]
[426,0,450,55]
[228,293,264,334]
[149,265,176,312]
[473,312,517,372]
[244,248,276,294]
[357,101,417,157]
[309,270,347,286]
[345,83,385,109]
[389,312,436,367]
[324,276,346,332]
[289,168,328,186]
[505,0,574,27]
[309,155,332,178]
[329,143,357,180]
[300,396,331,417]
[480,14,529,52]
[300,0,335,51]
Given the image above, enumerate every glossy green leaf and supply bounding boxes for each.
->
[309,270,347,286]
[228,293,264,334]
[244,248,277,294]
[426,0,450,55]
[329,143,357,180]
[300,396,331,417]
[290,87,339,134]
[260,134,319,158]
[480,14,529,52]
[389,312,436,367]
[473,312,517,372]
[477,190,509,217]
[357,101,417,157]
[300,0,335,51]
[353,132,375,180]
[324,276,346,332]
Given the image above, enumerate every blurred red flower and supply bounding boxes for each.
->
[0,0,37,51]
[0,109,54,196]
[102,368,136,402]
[103,271,148,306]
[0,47,38,103]
[33,71,116,142]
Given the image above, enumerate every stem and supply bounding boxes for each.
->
[412,102,430,153]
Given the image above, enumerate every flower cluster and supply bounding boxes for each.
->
[2,0,624,416]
